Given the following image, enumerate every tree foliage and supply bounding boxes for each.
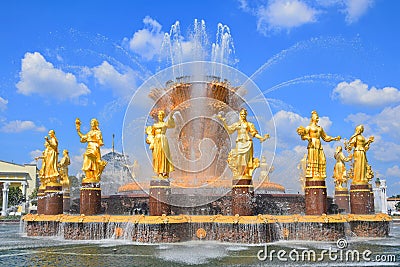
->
[8,187,24,207]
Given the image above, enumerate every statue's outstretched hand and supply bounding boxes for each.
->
[260,134,270,142]
[217,114,226,123]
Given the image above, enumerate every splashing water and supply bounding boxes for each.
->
[159,20,237,79]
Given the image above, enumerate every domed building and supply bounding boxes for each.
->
[254,156,285,194]
[118,180,149,195]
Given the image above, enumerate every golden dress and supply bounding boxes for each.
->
[226,121,258,176]
[44,136,59,179]
[150,120,175,176]
[333,149,351,188]
[349,135,369,184]
[302,124,335,179]
[80,129,104,179]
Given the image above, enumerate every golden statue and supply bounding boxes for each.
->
[58,149,71,191]
[35,141,50,190]
[146,110,175,178]
[297,153,307,192]
[44,130,60,186]
[75,118,107,183]
[218,108,269,177]
[333,146,352,189]
[297,110,340,180]
[345,125,374,184]
[366,164,374,182]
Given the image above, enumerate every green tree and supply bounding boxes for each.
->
[395,201,400,211]
[28,187,38,206]
[8,187,24,207]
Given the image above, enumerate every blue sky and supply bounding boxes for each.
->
[0,0,399,196]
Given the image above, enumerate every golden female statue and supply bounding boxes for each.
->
[346,125,374,184]
[297,110,340,180]
[44,130,59,185]
[297,153,307,192]
[75,118,107,183]
[58,149,71,190]
[35,141,50,189]
[218,108,269,177]
[333,146,352,189]
[146,110,175,178]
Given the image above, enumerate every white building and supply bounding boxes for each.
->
[0,160,37,215]
[373,179,388,214]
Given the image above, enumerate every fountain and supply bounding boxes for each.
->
[22,20,391,244]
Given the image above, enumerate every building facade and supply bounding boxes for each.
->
[0,160,37,215]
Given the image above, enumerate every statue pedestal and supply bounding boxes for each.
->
[63,191,70,213]
[350,184,371,214]
[305,179,327,215]
[231,176,254,216]
[149,179,171,216]
[45,184,63,215]
[80,183,101,215]
[37,188,46,215]
[334,188,350,213]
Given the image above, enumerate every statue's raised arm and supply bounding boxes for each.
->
[76,118,107,183]
[223,108,270,178]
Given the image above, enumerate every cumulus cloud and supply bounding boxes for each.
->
[372,140,400,163]
[257,0,318,34]
[123,16,164,60]
[265,143,338,195]
[29,149,43,162]
[16,52,90,101]
[370,106,400,138]
[332,79,400,107]
[239,0,375,35]
[345,105,400,166]
[343,0,374,24]
[386,165,400,178]
[0,97,8,111]
[271,110,334,148]
[1,120,46,133]
[92,61,137,98]
[346,105,400,139]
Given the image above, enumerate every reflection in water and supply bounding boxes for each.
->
[0,223,398,266]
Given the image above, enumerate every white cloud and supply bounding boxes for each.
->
[240,0,375,35]
[0,97,8,111]
[29,149,43,162]
[345,112,371,125]
[371,106,400,138]
[256,0,318,34]
[16,52,90,101]
[345,105,400,165]
[1,120,46,133]
[265,142,339,195]
[332,79,400,107]
[346,105,400,139]
[271,110,334,148]
[343,0,374,24]
[372,139,400,163]
[123,16,164,60]
[386,165,400,178]
[92,61,137,98]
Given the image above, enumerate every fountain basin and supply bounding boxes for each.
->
[22,213,391,243]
